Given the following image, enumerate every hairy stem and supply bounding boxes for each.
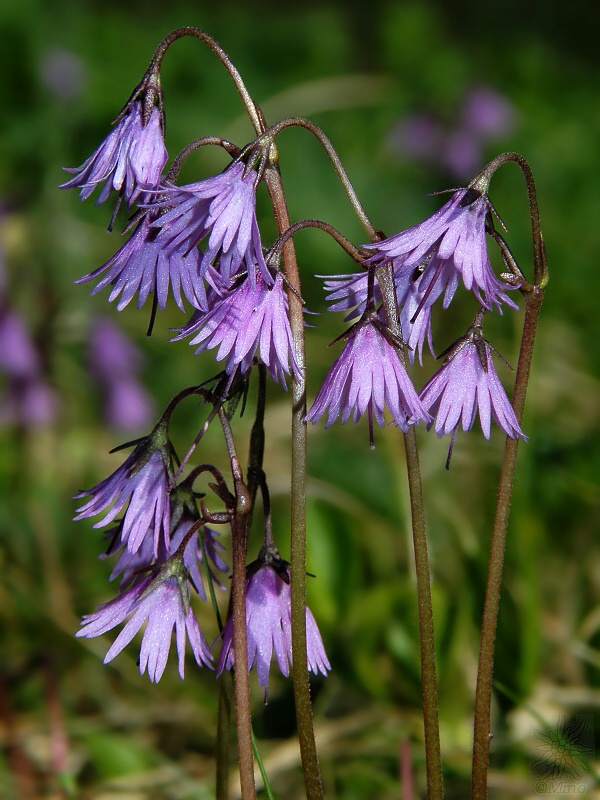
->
[147,27,264,135]
[257,117,376,239]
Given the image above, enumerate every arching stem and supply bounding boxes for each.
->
[471,155,548,799]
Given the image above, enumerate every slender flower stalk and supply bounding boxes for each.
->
[376,262,443,800]
[260,153,332,799]
[218,409,256,800]
[471,154,547,800]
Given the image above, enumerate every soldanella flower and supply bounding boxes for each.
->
[306,316,429,433]
[74,423,175,556]
[216,546,330,693]
[363,186,518,313]
[77,560,212,682]
[419,309,525,465]
[174,268,300,385]
[61,100,167,206]
[77,211,207,312]
[150,159,271,287]
[322,263,443,364]
[104,477,228,594]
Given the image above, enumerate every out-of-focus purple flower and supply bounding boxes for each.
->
[0,307,58,427]
[74,430,174,556]
[88,317,153,431]
[0,378,57,427]
[461,87,515,140]
[216,548,329,692]
[363,188,518,313]
[77,212,207,312]
[90,317,142,378]
[0,308,40,377]
[41,47,85,102]
[440,128,483,180]
[150,160,271,287]
[387,112,444,161]
[175,269,300,385]
[61,100,167,206]
[103,376,154,431]
[76,564,213,682]
[306,318,429,432]
[419,318,526,444]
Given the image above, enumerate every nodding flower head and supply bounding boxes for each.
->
[61,100,167,207]
[73,423,175,557]
[306,316,430,434]
[149,158,272,289]
[216,546,329,694]
[76,210,208,313]
[77,559,212,682]
[174,268,300,386]
[363,187,518,314]
[418,310,526,466]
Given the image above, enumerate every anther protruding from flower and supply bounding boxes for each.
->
[321,264,443,365]
[418,308,526,465]
[76,559,213,682]
[77,211,208,313]
[216,546,330,693]
[61,100,167,207]
[149,159,272,288]
[363,187,518,313]
[306,316,429,433]
[174,268,301,385]
[74,422,175,556]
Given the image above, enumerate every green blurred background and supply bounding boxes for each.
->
[1,0,599,797]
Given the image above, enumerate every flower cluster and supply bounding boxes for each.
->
[68,45,529,690]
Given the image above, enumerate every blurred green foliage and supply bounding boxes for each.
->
[0,0,599,798]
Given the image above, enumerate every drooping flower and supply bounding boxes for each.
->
[104,477,229,594]
[306,317,429,432]
[149,160,271,287]
[74,425,174,556]
[216,547,329,692]
[321,261,445,365]
[77,211,207,312]
[76,562,212,682]
[419,312,526,460]
[363,187,518,313]
[174,268,300,385]
[61,101,167,206]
